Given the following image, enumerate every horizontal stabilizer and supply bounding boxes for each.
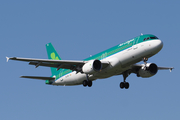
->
[20,76,55,80]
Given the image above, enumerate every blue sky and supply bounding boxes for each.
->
[1,0,179,120]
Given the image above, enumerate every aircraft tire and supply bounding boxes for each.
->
[124,82,129,89]
[83,80,88,87]
[120,82,125,89]
[120,82,129,89]
[87,80,92,87]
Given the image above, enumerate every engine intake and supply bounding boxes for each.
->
[82,60,102,74]
[138,63,158,78]
[146,63,158,74]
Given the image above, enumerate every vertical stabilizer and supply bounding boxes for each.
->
[46,43,62,76]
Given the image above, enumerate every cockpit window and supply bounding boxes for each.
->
[143,36,158,41]
[143,37,150,41]
[150,37,158,39]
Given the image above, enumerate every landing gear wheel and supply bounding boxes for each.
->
[120,82,125,89]
[87,80,92,87]
[120,82,129,89]
[124,82,129,89]
[83,80,88,87]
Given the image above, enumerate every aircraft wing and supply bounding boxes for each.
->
[20,76,55,80]
[131,64,174,72]
[6,57,109,72]
[119,64,174,78]
[157,67,174,71]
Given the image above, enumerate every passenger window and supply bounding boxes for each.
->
[143,38,147,41]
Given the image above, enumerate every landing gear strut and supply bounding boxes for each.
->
[83,74,92,87]
[143,57,148,70]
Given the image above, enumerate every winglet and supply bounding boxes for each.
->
[6,57,9,62]
[170,68,174,72]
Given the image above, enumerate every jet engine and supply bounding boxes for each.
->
[138,63,158,78]
[82,60,102,74]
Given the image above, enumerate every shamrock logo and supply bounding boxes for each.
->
[51,52,59,60]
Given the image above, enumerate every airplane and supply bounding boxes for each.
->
[6,34,174,89]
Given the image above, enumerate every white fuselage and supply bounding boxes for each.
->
[52,39,163,86]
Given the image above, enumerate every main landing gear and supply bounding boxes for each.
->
[120,70,130,89]
[119,57,149,89]
[120,82,129,89]
[83,80,92,87]
[83,74,92,87]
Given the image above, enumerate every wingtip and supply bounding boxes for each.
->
[170,67,174,72]
[20,76,30,79]
[6,57,9,62]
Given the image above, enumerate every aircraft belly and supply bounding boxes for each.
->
[53,72,86,86]
[92,63,124,79]
[93,70,122,79]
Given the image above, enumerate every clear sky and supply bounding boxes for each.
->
[1,0,179,120]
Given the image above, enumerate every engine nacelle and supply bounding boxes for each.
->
[82,60,102,74]
[138,63,158,78]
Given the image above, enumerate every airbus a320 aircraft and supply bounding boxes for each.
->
[6,34,174,89]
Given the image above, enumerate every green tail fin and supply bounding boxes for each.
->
[46,43,62,76]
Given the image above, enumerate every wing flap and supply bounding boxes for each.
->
[29,61,60,68]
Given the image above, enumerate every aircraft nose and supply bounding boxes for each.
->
[157,39,163,49]
[154,39,163,52]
